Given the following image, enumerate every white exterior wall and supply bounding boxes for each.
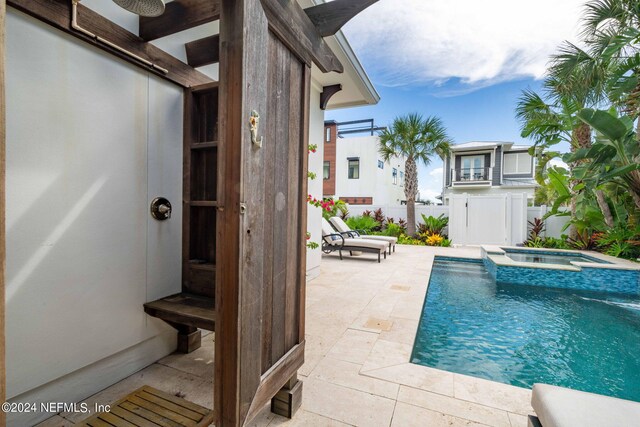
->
[6,11,181,425]
[306,81,325,280]
[334,135,405,205]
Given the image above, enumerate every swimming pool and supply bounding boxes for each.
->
[412,257,640,401]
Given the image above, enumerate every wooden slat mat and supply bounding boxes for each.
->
[78,386,214,427]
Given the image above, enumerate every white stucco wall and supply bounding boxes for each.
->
[334,135,405,205]
[305,81,325,280]
[6,10,182,425]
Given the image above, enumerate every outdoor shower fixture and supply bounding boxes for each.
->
[112,0,166,17]
[70,0,168,73]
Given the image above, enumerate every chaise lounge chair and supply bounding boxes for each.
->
[329,216,397,254]
[321,218,388,263]
[529,383,640,427]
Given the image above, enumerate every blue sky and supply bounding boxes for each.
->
[326,0,585,202]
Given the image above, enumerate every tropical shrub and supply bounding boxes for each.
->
[527,218,546,241]
[373,208,385,231]
[595,224,640,260]
[345,215,380,233]
[425,234,444,246]
[386,217,408,233]
[382,223,403,237]
[417,214,449,236]
[524,237,570,249]
[398,233,425,246]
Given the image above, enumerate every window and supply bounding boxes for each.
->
[325,127,331,142]
[348,158,360,179]
[378,160,384,169]
[392,168,398,185]
[503,152,532,175]
[399,171,404,185]
[323,161,330,180]
[460,155,486,180]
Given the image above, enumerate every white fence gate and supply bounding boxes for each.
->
[344,194,570,245]
[448,194,527,245]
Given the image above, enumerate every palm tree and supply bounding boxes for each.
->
[516,44,616,228]
[581,0,640,121]
[378,113,451,236]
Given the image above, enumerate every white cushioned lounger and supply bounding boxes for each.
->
[329,216,397,253]
[321,218,388,262]
[530,383,640,427]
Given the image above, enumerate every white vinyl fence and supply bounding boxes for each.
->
[527,206,571,239]
[448,193,528,245]
[344,194,571,245]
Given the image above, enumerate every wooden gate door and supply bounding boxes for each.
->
[215,0,377,425]
[216,1,310,424]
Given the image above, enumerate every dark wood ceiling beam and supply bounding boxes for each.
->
[259,0,343,73]
[8,0,212,88]
[139,0,221,41]
[304,0,379,37]
[320,84,342,110]
[185,34,219,68]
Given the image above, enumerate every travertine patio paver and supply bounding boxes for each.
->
[390,402,486,427]
[311,357,399,400]
[326,329,379,364]
[397,386,511,426]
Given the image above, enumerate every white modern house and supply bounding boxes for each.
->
[442,141,538,205]
[5,0,378,424]
[322,120,405,206]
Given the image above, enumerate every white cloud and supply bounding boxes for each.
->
[343,0,585,89]
[548,157,569,169]
[429,167,443,177]
[419,188,442,204]
[420,166,444,203]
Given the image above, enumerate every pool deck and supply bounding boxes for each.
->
[38,245,536,427]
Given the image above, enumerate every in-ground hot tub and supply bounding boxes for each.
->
[503,248,609,266]
[481,246,640,295]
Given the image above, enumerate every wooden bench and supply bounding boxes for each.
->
[144,293,215,353]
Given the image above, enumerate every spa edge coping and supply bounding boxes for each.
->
[480,245,640,273]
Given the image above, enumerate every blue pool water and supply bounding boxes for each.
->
[412,257,640,401]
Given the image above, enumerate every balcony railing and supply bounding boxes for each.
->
[452,167,492,183]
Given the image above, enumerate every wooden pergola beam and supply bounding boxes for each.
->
[8,0,212,88]
[259,0,343,73]
[304,0,379,37]
[143,0,347,73]
[185,35,219,68]
[139,0,221,41]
